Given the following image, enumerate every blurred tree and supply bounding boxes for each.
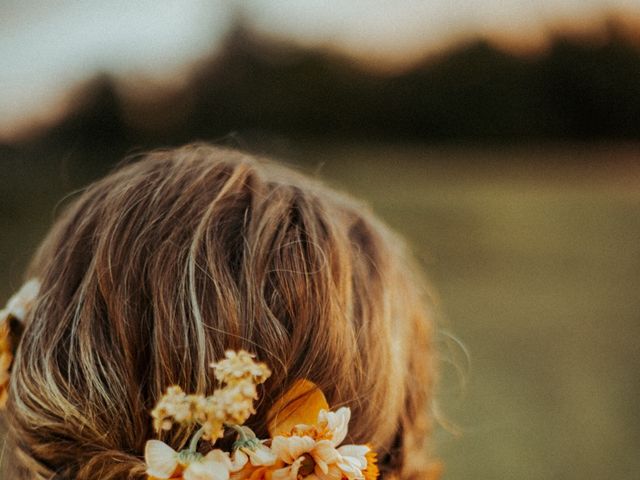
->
[8,17,640,164]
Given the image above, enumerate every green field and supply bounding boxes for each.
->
[2,143,640,479]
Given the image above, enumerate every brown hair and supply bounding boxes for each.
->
[3,144,436,479]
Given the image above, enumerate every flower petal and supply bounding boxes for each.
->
[243,444,277,466]
[144,440,179,479]
[310,440,340,474]
[184,452,233,480]
[248,466,270,480]
[205,450,234,470]
[184,460,230,480]
[231,449,249,472]
[318,407,350,446]
[313,464,344,480]
[336,458,365,479]
[4,279,40,322]
[337,444,369,468]
[268,380,329,437]
[272,457,304,480]
[271,435,315,464]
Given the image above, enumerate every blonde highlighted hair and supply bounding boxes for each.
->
[3,145,436,479]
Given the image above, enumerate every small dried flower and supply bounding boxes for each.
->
[207,382,255,429]
[150,350,271,441]
[211,350,271,386]
[152,386,207,433]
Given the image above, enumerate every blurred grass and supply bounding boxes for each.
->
[2,143,640,479]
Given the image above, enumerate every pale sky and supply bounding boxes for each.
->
[1,0,638,138]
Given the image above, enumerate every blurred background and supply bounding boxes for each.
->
[2,1,640,479]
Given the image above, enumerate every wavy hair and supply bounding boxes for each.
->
[3,145,437,479]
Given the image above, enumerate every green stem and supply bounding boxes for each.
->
[227,424,249,442]
[188,427,206,453]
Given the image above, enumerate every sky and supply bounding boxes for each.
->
[1,0,639,138]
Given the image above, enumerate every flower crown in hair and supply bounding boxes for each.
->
[0,279,40,407]
[0,283,380,479]
[145,350,379,480]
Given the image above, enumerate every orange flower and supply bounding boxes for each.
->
[231,463,279,480]
[267,380,329,438]
[0,322,14,407]
[246,467,272,480]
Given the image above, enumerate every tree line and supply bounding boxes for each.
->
[9,18,640,156]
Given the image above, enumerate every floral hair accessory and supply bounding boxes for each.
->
[145,351,379,480]
[0,279,40,408]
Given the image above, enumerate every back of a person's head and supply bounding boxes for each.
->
[3,145,436,479]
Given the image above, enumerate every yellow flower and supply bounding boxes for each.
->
[362,449,379,480]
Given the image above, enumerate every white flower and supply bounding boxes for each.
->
[145,440,233,480]
[184,450,233,480]
[0,278,40,323]
[271,457,305,480]
[270,407,370,480]
[318,407,350,446]
[271,436,315,464]
[334,445,370,480]
[232,443,277,469]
